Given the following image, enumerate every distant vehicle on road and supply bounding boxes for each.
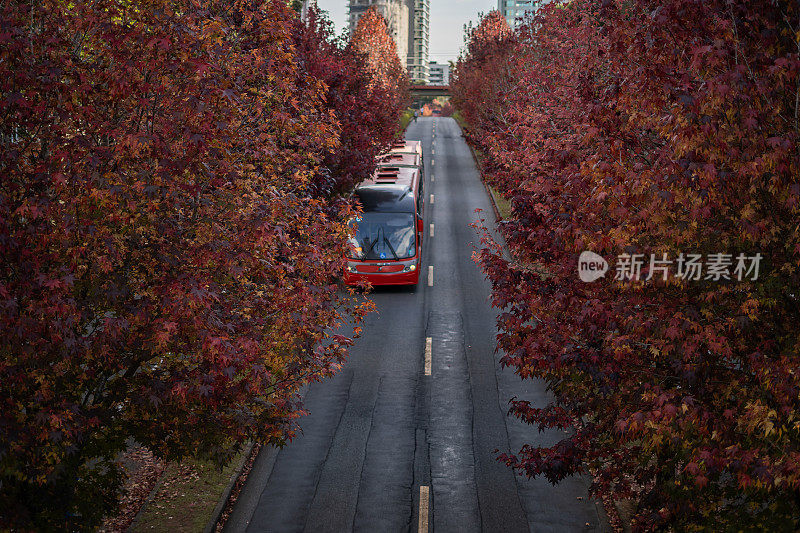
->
[345,165,424,286]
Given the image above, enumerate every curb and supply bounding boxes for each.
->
[210,384,310,532]
[454,123,502,222]
[219,444,283,532]
[127,470,165,532]
[203,442,255,533]
[471,144,503,222]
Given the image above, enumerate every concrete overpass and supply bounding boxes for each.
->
[409,85,451,98]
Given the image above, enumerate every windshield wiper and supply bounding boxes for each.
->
[362,237,380,259]
[382,235,399,260]
[360,227,399,260]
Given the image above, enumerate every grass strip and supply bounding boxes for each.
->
[399,108,414,134]
[129,452,246,533]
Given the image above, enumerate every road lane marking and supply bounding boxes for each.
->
[424,337,432,376]
[418,485,430,532]
[431,173,434,182]
[432,159,434,167]
[428,265,433,287]
[430,194,434,204]
[429,223,434,238]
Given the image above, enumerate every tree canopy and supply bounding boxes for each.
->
[0,0,405,528]
[453,1,800,529]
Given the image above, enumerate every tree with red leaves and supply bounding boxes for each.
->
[454,1,800,529]
[450,11,515,171]
[348,6,409,116]
[0,0,379,528]
[293,6,406,195]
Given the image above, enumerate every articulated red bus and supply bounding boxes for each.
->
[344,164,425,286]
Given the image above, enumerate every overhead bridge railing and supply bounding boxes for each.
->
[409,85,451,98]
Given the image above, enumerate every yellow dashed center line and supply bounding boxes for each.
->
[424,337,432,376]
[418,485,430,532]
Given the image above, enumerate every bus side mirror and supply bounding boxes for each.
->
[416,216,423,233]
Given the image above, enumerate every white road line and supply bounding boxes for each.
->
[428,265,433,287]
[432,159,435,166]
[418,485,430,532]
[430,194,434,204]
[429,223,434,238]
[424,337,432,376]
[431,173,434,182]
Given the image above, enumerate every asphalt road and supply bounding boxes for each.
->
[225,117,608,533]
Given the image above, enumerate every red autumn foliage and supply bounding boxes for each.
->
[0,0,401,528]
[348,6,410,115]
[454,2,800,530]
[451,11,516,159]
[293,6,406,195]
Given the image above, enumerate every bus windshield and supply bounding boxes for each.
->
[349,212,416,260]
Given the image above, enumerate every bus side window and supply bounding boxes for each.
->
[417,177,424,214]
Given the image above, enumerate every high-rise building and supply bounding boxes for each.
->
[406,0,430,83]
[428,62,450,85]
[349,0,409,68]
[348,0,429,84]
[498,0,550,27]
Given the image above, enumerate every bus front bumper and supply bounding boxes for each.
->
[344,260,420,286]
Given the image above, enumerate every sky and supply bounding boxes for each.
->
[314,0,497,65]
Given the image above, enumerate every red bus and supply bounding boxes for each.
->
[344,165,425,286]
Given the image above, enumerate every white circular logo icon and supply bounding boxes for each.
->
[578,251,608,282]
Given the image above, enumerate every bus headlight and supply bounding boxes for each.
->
[402,264,417,273]
[347,265,357,273]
